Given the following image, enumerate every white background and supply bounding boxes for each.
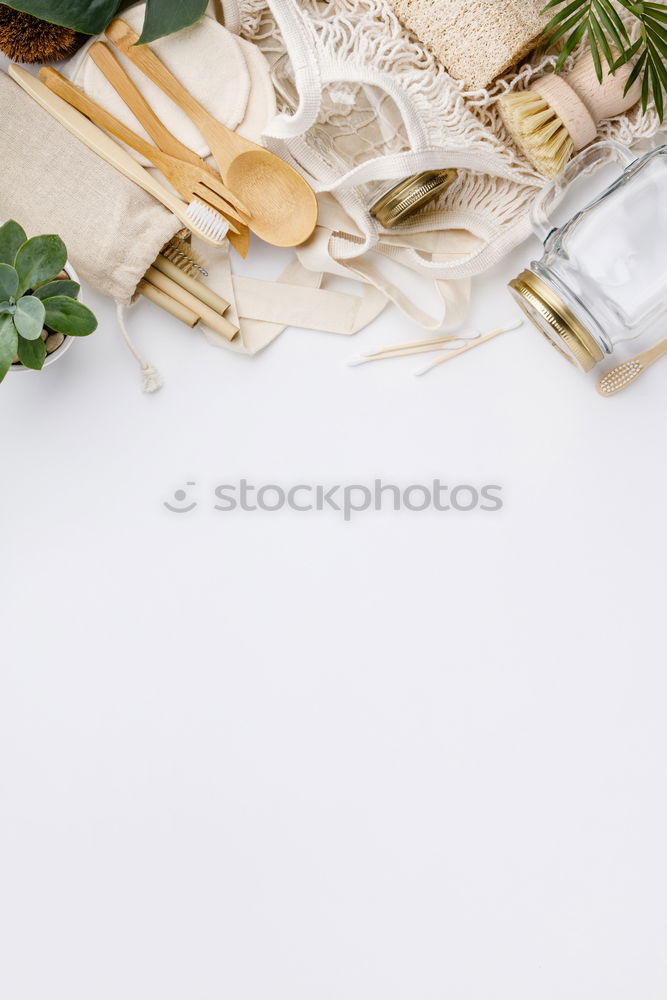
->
[2,59,667,1000]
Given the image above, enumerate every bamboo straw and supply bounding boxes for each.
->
[153,254,230,316]
[137,279,199,327]
[145,266,238,341]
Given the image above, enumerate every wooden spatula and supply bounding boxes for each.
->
[106,18,318,248]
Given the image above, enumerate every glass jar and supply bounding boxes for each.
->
[510,142,667,372]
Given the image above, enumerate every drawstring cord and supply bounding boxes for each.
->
[115,301,163,393]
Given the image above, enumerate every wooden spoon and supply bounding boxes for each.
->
[106,18,318,248]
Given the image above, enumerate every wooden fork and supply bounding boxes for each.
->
[88,42,250,257]
[39,67,249,233]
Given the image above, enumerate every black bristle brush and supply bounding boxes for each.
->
[0,5,83,63]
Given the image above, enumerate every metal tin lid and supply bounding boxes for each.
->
[509,270,604,372]
[370,169,458,228]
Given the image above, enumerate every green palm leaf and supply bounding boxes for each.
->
[542,0,667,121]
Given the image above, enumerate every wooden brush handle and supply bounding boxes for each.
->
[39,67,177,178]
[89,42,203,167]
[533,50,642,151]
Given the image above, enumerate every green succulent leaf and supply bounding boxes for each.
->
[0,263,19,302]
[33,279,80,301]
[15,235,67,297]
[43,296,98,337]
[14,296,46,341]
[17,335,47,371]
[0,220,27,267]
[0,313,18,383]
[138,0,208,43]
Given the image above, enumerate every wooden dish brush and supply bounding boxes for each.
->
[499,50,642,178]
[0,5,82,63]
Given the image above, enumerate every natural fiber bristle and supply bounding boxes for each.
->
[161,235,209,278]
[0,5,82,63]
[598,360,644,395]
[500,91,574,179]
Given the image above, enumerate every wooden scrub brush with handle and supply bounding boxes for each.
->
[500,50,642,178]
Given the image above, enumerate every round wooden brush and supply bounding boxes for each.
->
[0,5,83,62]
[500,50,642,178]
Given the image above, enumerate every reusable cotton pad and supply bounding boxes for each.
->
[386,0,548,90]
[234,35,277,142]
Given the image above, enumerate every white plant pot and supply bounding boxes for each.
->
[10,261,80,373]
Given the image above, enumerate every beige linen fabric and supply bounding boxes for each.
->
[0,70,179,304]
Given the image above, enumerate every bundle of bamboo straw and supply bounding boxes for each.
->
[139,254,238,342]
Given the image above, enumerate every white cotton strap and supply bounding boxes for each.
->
[232,276,387,334]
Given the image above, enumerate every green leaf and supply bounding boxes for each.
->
[0,263,18,302]
[1,1,122,35]
[556,19,589,70]
[588,22,603,81]
[591,5,615,68]
[651,58,664,118]
[43,297,98,337]
[0,313,18,383]
[17,335,46,370]
[596,0,631,48]
[138,0,208,43]
[14,296,46,340]
[14,235,67,297]
[33,279,80,301]
[0,220,26,266]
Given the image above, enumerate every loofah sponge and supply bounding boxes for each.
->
[0,5,83,63]
[386,0,549,90]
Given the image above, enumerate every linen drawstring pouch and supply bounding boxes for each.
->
[0,68,181,389]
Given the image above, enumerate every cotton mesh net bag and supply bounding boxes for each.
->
[219,0,662,330]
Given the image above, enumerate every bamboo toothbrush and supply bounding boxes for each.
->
[87,41,250,258]
[8,64,229,248]
[39,67,246,232]
[499,50,641,178]
[597,339,667,396]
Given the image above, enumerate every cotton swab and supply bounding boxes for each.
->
[414,320,523,375]
[347,330,482,366]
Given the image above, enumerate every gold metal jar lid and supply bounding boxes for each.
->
[370,169,458,228]
[509,270,604,372]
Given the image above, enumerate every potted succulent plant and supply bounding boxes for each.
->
[0,219,97,382]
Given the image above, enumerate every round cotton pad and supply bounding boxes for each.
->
[233,35,277,143]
